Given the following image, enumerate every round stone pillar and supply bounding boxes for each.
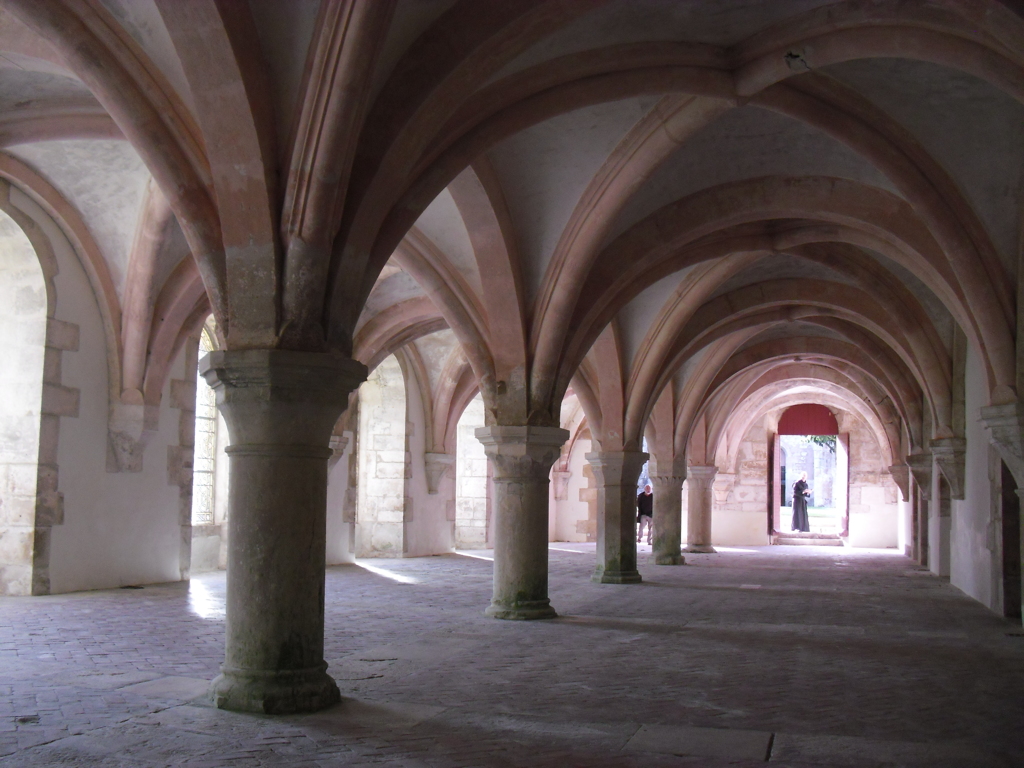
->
[474,425,568,619]
[587,451,647,584]
[200,349,366,714]
[589,450,643,581]
[684,465,718,554]
[650,474,685,565]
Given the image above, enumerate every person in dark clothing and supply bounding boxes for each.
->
[637,484,654,544]
[792,471,811,532]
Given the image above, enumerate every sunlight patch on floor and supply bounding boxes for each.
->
[187,579,225,619]
[356,562,419,584]
[454,550,494,561]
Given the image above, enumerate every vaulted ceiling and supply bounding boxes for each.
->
[1,0,1020,467]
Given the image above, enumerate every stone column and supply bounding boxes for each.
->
[908,453,933,569]
[684,465,717,554]
[475,425,568,619]
[587,450,647,584]
[201,349,366,714]
[650,474,685,565]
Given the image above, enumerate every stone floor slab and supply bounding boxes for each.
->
[625,723,772,761]
[770,732,1004,767]
[118,676,210,702]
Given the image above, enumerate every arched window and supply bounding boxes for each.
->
[191,328,217,526]
[190,323,229,573]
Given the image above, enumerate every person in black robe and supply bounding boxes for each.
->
[792,471,811,532]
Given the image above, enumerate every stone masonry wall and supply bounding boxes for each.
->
[356,355,407,556]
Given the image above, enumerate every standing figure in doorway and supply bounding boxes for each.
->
[792,471,811,532]
[637,484,654,544]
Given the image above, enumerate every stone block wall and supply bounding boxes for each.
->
[712,425,771,546]
[356,355,407,556]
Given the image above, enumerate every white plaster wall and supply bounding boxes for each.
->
[52,349,183,592]
[551,437,592,542]
[455,395,487,548]
[950,342,995,608]
[14,191,182,593]
[898,498,911,557]
[846,414,899,548]
[403,362,452,557]
[848,484,899,548]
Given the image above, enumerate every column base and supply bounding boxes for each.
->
[683,545,717,554]
[655,553,686,565]
[485,599,558,620]
[210,664,341,714]
[591,569,643,584]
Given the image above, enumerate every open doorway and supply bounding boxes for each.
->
[772,404,848,544]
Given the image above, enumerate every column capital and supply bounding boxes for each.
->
[929,437,966,500]
[423,452,455,494]
[585,450,648,486]
[907,452,933,501]
[201,349,366,447]
[981,402,1024,489]
[888,464,911,502]
[649,473,685,490]
[201,348,367,396]
[687,464,718,488]
[475,425,569,479]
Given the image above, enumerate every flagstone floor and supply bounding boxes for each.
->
[1,544,1022,767]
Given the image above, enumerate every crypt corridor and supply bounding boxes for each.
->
[1,0,1024,765]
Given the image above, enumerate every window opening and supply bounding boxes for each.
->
[455,393,487,548]
[191,328,217,526]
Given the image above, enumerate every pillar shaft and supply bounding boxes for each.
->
[475,426,568,619]
[650,474,685,565]
[588,451,647,584]
[684,465,717,554]
[201,349,366,714]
